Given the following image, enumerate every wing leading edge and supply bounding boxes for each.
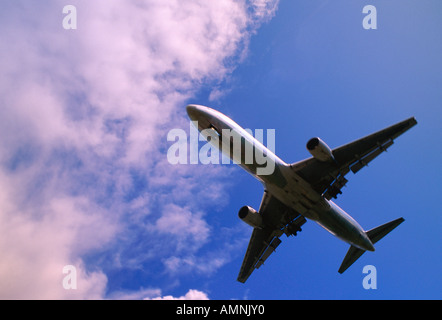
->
[237,192,306,283]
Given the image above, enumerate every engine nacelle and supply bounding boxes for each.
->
[238,206,263,229]
[306,137,336,162]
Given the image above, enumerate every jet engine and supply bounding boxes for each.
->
[238,206,263,229]
[306,137,336,162]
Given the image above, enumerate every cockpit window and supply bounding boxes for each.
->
[209,124,221,136]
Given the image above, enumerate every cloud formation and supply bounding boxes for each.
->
[0,0,279,299]
[151,289,210,301]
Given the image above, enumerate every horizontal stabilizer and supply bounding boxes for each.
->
[366,217,404,244]
[338,217,405,274]
[338,245,365,274]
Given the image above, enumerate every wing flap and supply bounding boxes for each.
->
[350,139,394,174]
[256,237,282,269]
[237,227,278,283]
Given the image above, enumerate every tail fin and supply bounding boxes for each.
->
[338,217,405,274]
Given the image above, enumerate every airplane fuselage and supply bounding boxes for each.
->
[186,104,375,252]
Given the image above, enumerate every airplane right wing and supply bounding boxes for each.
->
[237,191,306,283]
[291,117,417,200]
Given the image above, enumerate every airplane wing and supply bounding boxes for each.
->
[237,191,306,283]
[291,117,417,200]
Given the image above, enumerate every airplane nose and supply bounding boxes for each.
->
[186,104,197,119]
[186,104,204,122]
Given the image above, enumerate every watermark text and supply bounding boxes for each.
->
[167,121,276,175]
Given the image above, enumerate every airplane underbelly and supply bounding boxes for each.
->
[264,167,366,247]
[264,164,325,219]
[314,200,366,246]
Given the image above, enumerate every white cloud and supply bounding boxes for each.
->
[155,204,210,244]
[0,0,279,299]
[163,254,227,276]
[249,0,280,23]
[151,289,210,300]
[0,171,111,299]
[108,288,163,300]
[110,288,210,300]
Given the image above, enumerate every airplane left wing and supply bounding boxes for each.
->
[237,225,280,283]
[291,117,417,200]
[237,192,306,283]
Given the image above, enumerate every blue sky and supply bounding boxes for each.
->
[185,0,442,299]
[0,0,440,299]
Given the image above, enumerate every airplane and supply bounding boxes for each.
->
[186,104,417,283]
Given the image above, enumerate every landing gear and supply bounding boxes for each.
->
[283,216,306,237]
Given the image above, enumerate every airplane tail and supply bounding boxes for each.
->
[338,217,404,273]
